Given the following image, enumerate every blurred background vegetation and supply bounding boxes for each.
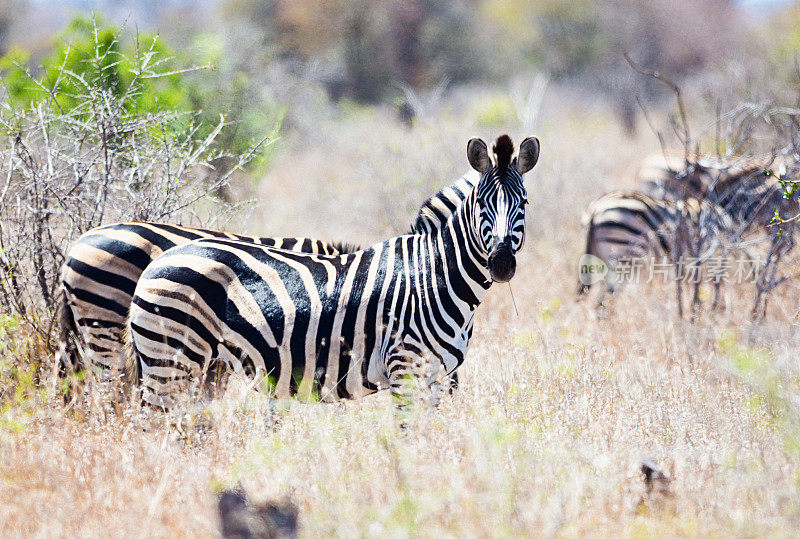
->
[2,0,799,145]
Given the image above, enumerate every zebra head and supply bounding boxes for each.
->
[467,134,540,283]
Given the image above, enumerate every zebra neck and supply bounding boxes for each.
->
[418,197,492,317]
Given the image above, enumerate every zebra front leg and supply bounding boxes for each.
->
[447,370,459,394]
[388,350,444,428]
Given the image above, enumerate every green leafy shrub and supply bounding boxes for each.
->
[1,17,184,117]
[0,16,279,165]
[0,18,270,361]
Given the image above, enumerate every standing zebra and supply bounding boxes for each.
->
[635,154,800,288]
[635,152,795,228]
[126,135,540,409]
[58,170,482,384]
[581,154,797,295]
[57,223,358,380]
[579,191,731,294]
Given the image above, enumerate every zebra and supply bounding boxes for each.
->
[635,152,797,229]
[640,153,800,259]
[125,134,540,410]
[57,222,359,381]
[57,169,483,386]
[583,152,798,284]
[579,190,732,295]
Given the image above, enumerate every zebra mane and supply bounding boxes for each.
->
[410,193,447,234]
[329,240,361,254]
[409,172,479,234]
[410,216,429,234]
[492,134,514,171]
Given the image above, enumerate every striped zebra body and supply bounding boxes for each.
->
[636,153,796,228]
[126,135,540,409]
[580,191,731,293]
[58,222,354,378]
[702,157,795,230]
[582,153,797,295]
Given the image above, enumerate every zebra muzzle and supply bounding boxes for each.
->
[488,239,516,283]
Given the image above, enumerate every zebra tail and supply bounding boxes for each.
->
[56,285,80,378]
[122,320,141,387]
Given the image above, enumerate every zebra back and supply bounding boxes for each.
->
[635,153,797,229]
[702,156,796,229]
[635,152,726,201]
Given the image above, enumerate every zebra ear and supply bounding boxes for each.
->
[467,138,491,173]
[516,137,540,174]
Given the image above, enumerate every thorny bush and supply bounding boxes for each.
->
[0,24,271,377]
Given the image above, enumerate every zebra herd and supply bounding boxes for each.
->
[579,152,798,296]
[57,135,797,415]
[57,134,540,412]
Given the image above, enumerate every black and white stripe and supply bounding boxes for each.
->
[412,170,479,233]
[701,157,796,233]
[637,153,796,229]
[580,190,731,293]
[58,168,489,383]
[57,222,357,379]
[126,135,540,409]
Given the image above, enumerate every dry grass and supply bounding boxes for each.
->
[2,83,800,536]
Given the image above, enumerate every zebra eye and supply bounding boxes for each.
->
[519,198,529,208]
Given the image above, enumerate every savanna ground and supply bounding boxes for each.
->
[2,82,800,537]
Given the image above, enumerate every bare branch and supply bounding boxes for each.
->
[624,52,690,162]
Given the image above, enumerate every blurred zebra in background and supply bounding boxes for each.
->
[579,190,732,295]
[580,151,797,300]
[125,135,540,410]
[635,152,796,228]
